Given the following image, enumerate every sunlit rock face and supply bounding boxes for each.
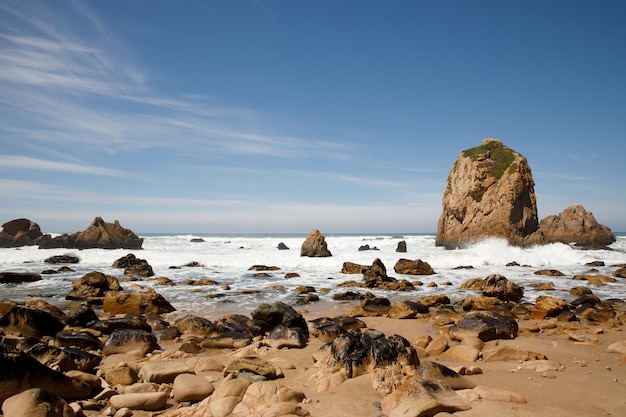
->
[436,138,539,248]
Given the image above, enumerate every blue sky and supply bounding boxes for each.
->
[1,0,624,234]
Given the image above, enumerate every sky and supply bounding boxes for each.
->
[0,0,625,234]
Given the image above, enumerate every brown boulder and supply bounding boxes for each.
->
[103,288,175,315]
[2,388,75,417]
[66,271,121,301]
[0,272,41,284]
[527,205,616,247]
[0,218,43,248]
[381,379,471,417]
[394,258,435,275]
[436,138,539,248]
[38,217,143,249]
[481,274,524,302]
[300,229,332,257]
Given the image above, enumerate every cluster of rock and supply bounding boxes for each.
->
[338,258,435,292]
[0,217,143,249]
[0,299,312,417]
[1,258,625,417]
[436,138,616,249]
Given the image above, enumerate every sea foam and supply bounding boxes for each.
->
[0,233,624,317]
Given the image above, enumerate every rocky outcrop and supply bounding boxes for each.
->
[527,205,615,248]
[436,138,539,248]
[300,229,332,257]
[0,219,43,248]
[436,138,615,249]
[38,217,143,249]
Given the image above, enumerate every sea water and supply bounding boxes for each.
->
[1,233,625,318]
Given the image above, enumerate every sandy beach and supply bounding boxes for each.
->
[70,298,624,417]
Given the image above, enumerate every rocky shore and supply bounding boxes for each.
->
[1,261,625,417]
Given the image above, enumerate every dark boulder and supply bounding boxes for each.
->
[112,253,154,277]
[65,304,99,328]
[25,343,101,373]
[264,324,308,349]
[90,316,152,335]
[395,240,407,253]
[315,329,419,378]
[251,302,309,339]
[44,254,80,264]
[0,343,90,404]
[55,330,103,350]
[277,242,289,250]
[0,307,65,338]
[102,329,160,356]
[452,311,518,342]
[309,316,366,342]
[0,272,41,284]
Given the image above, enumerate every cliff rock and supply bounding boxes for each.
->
[300,229,332,257]
[436,138,539,248]
[38,217,143,249]
[528,205,615,248]
[0,219,43,248]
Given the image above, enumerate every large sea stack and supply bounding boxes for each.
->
[436,138,539,248]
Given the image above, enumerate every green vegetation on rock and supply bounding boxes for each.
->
[461,140,518,180]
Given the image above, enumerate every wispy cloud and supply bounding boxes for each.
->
[336,174,406,189]
[0,0,352,160]
[0,155,125,176]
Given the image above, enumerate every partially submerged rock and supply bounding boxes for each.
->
[38,217,143,249]
[300,229,332,257]
[527,205,616,248]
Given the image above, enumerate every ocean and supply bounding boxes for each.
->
[1,233,625,318]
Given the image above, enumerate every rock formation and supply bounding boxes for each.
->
[527,205,615,248]
[436,138,539,248]
[37,217,143,249]
[300,229,332,257]
[0,219,43,248]
[436,138,615,248]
